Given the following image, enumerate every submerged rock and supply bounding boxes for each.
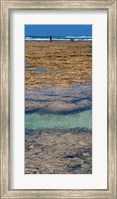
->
[25,128,92,174]
[25,83,92,114]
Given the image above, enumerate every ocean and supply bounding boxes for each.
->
[25,35,92,41]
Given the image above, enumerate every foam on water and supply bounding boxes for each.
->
[25,35,92,42]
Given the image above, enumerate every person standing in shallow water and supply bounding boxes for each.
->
[50,35,52,42]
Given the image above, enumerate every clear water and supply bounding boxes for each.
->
[25,83,92,131]
[34,68,48,73]
[25,109,92,130]
[25,60,31,66]
[25,68,48,73]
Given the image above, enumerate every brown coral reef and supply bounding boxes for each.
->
[25,41,92,89]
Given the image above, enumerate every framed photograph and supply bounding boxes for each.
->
[0,0,117,198]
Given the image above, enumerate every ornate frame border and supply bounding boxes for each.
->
[0,0,116,198]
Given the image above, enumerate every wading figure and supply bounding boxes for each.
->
[50,35,52,42]
[70,38,74,42]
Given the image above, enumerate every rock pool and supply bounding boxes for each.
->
[25,83,92,131]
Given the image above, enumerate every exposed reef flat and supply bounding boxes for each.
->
[25,128,92,174]
[25,41,92,89]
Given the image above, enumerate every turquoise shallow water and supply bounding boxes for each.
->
[25,109,92,130]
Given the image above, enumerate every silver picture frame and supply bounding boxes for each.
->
[0,0,117,198]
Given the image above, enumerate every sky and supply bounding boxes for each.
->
[25,25,92,37]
